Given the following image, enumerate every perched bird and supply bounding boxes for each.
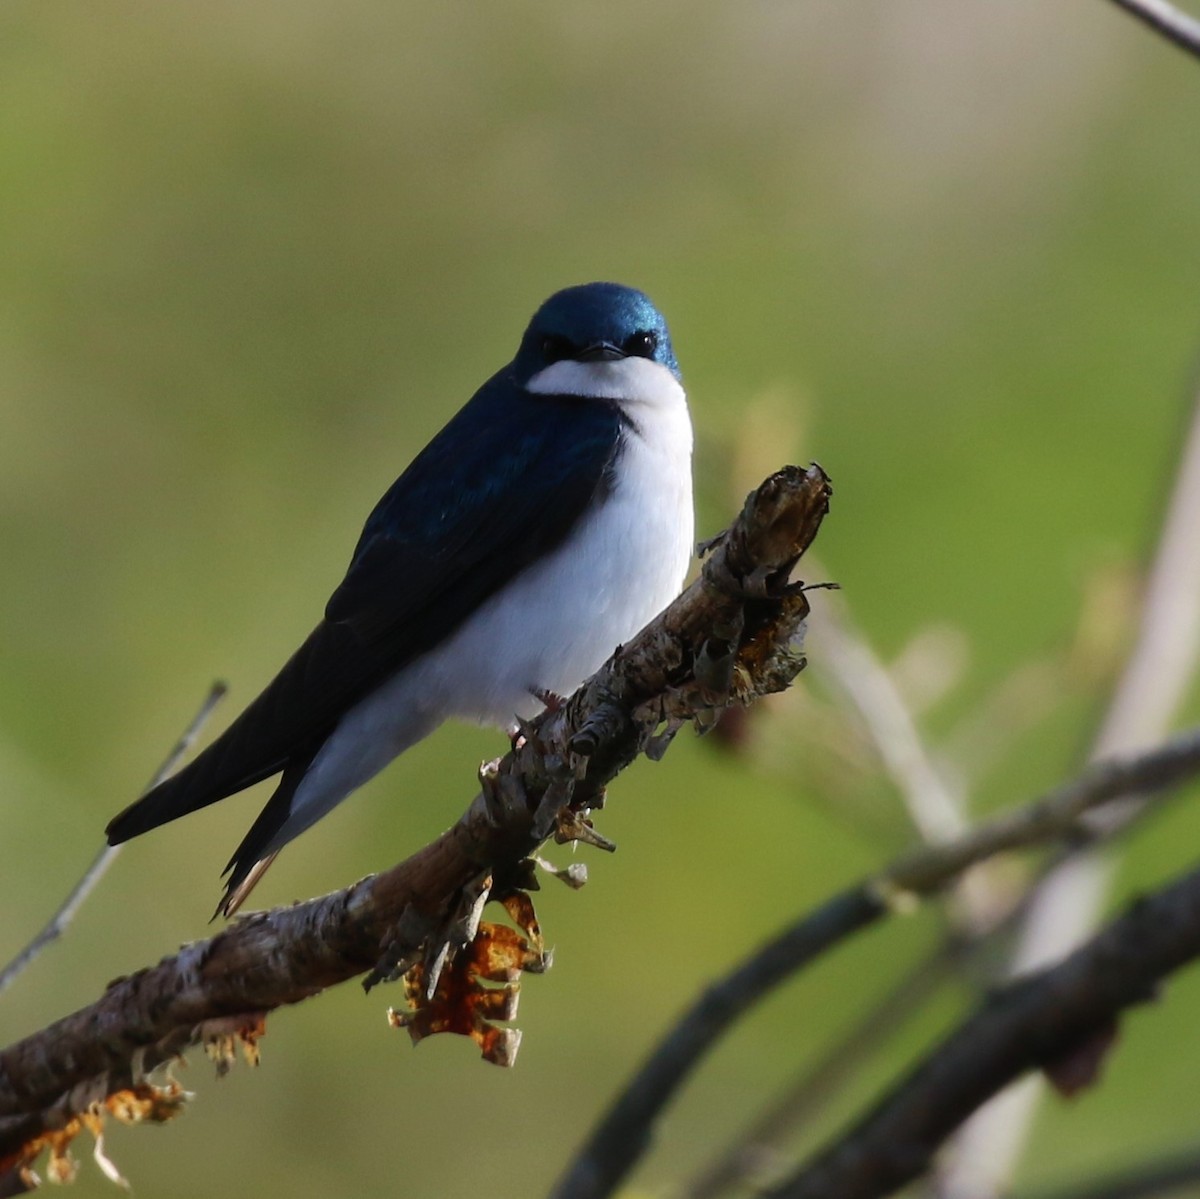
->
[106,282,694,916]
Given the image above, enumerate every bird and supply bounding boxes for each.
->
[106,282,695,917]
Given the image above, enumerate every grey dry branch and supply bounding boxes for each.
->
[551,724,1200,1199]
[1106,0,1200,59]
[0,463,831,1181]
[0,682,228,998]
[879,725,1200,896]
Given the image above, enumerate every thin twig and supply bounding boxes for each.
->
[878,727,1200,892]
[0,681,227,997]
[1106,0,1200,59]
[812,603,967,845]
[548,726,1200,1199]
[811,602,1018,939]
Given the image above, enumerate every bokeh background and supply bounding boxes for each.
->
[3,2,1200,1196]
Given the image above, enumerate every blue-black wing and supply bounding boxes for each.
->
[106,375,623,844]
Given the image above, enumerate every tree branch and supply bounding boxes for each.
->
[767,861,1200,1199]
[549,725,1200,1199]
[0,464,832,1185]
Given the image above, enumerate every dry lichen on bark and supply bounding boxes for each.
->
[0,463,832,1190]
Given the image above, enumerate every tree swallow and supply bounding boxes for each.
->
[106,282,694,916]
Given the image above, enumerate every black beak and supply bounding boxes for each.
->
[578,341,626,363]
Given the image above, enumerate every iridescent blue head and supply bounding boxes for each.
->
[512,282,680,387]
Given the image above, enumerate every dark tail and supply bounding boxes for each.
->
[105,705,303,845]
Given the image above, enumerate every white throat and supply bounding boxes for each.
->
[525,356,685,412]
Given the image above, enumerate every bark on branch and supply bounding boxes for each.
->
[0,463,832,1187]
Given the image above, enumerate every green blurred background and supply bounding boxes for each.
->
[3,2,1200,1195]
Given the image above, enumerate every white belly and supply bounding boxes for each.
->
[423,433,691,722]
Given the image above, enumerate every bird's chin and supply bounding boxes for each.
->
[525,357,683,407]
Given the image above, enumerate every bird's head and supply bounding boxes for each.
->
[513,282,681,397]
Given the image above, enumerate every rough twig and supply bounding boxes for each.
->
[766,861,1200,1198]
[1106,0,1200,59]
[0,682,228,997]
[548,725,1200,1199]
[0,464,831,1181]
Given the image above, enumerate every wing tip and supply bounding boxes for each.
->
[105,802,149,846]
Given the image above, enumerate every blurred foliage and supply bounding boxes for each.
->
[3,2,1200,1196]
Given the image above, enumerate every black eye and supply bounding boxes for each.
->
[623,330,658,359]
[541,335,574,363]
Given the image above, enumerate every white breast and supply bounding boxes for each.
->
[417,355,694,724]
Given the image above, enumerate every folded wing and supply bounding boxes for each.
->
[106,380,623,845]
